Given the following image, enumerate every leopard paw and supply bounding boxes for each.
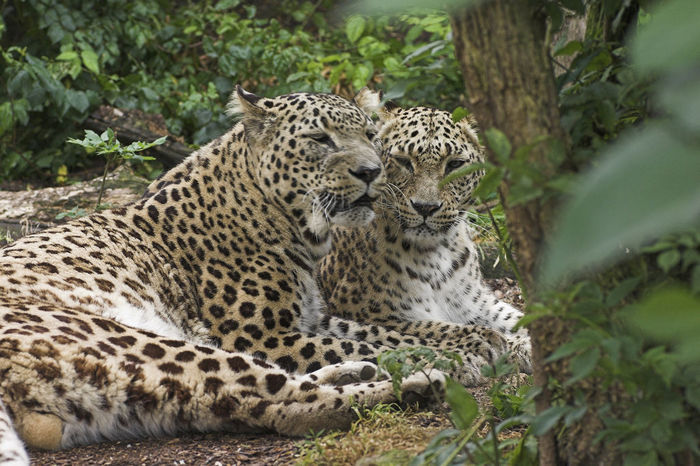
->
[17,412,63,450]
[309,361,379,386]
[399,369,446,407]
[507,335,533,374]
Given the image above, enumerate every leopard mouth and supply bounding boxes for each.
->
[404,224,436,234]
[331,194,376,214]
[403,220,456,237]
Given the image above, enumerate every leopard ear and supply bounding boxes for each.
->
[227,85,268,118]
[457,114,482,149]
[353,87,382,116]
[378,100,401,121]
[228,85,272,143]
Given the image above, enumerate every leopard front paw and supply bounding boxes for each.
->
[506,335,532,374]
[308,361,379,386]
[399,369,446,407]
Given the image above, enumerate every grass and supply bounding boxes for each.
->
[296,403,452,465]
[295,372,534,465]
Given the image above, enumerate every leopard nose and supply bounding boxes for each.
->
[349,166,382,184]
[411,200,442,218]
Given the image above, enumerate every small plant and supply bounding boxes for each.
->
[67,129,164,210]
[0,229,13,244]
[55,206,89,220]
[397,352,538,466]
[351,401,402,428]
[297,428,342,465]
[377,346,461,403]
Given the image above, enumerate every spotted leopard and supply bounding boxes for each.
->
[0,88,451,461]
[319,102,531,371]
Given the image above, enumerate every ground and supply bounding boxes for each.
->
[29,432,299,465]
[2,167,525,465]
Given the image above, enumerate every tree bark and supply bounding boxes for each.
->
[450,2,567,465]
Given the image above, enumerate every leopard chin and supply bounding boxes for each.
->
[400,221,460,247]
[331,205,376,227]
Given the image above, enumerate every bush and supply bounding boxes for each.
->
[1,1,459,183]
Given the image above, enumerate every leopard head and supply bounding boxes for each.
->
[376,104,484,246]
[229,86,385,242]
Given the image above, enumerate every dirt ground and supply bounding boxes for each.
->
[29,432,298,466]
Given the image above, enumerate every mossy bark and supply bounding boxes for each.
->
[450,2,567,464]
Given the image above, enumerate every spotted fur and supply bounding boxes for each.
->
[319,103,531,371]
[0,399,28,465]
[0,88,448,460]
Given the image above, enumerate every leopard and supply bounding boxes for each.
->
[318,101,531,372]
[0,87,454,462]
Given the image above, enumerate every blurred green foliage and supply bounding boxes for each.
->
[0,0,460,183]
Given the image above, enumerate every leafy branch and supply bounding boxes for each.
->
[67,129,164,211]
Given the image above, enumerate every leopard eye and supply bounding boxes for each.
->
[365,129,377,140]
[445,159,466,174]
[308,133,333,146]
[393,156,414,173]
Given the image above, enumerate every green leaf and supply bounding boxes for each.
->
[484,128,511,164]
[0,102,12,136]
[80,48,100,74]
[531,406,569,436]
[56,50,79,61]
[47,23,64,43]
[345,16,366,43]
[605,277,641,307]
[544,2,564,31]
[657,71,700,133]
[102,128,114,142]
[7,70,31,97]
[352,63,372,90]
[692,265,700,293]
[451,107,470,123]
[596,100,617,132]
[402,39,445,64]
[600,338,622,366]
[541,123,700,286]
[445,378,478,430]
[632,0,700,72]
[687,385,700,411]
[85,129,102,145]
[545,339,592,363]
[11,99,29,125]
[554,40,583,57]
[353,0,476,15]
[438,161,488,188]
[383,56,402,72]
[213,0,240,10]
[563,405,588,426]
[508,179,543,206]
[544,137,566,167]
[141,87,160,101]
[627,287,700,363]
[559,0,585,14]
[623,452,658,466]
[65,89,90,113]
[566,347,600,385]
[472,166,504,201]
[657,249,681,272]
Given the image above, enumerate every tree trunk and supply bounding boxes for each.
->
[450,2,569,464]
